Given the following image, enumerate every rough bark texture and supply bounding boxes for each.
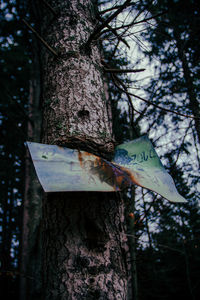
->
[41,0,129,299]
[41,0,114,157]
[43,192,128,299]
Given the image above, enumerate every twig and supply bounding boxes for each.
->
[22,19,59,57]
[124,233,184,254]
[102,22,130,48]
[86,0,132,46]
[104,68,145,73]
[128,10,167,26]
[110,71,146,116]
[99,2,134,15]
[111,73,140,137]
[157,243,184,254]
[101,10,167,34]
[131,92,199,119]
[97,13,130,48]
[134,105,149,123]
[112,74,199,120]
[113,75,134,126]
[192,129,200,169]
[110,39,120,58]
[136,199,155,225]
[41,0,57,16]
[171,120,193,168]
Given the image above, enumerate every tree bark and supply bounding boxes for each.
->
[20,35,42,300]
[43,192,128,299]
[41,0,114,157]
[175,33,200,143]
[40,0,129,299]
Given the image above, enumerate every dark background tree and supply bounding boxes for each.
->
[0,1,30,298]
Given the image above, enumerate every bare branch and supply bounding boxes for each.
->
[102,61,148,122]
[130,92,199,120]
[134,105,149,123]
[192,129,200,169]
[99,2,135,15]
[110,72,140,137]
[102,22,130,48]
[86,0,132,46]
[104,68,145,73]
[129,10,167,26]
[116,77,135,124]
[112,75,199,120]
[22,19,59,57]
[101,10,167,34]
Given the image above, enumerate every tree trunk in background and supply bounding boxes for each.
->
[124,188,138,300]
[20,35,42,300]
[175,33,200,144]
[41,0,129,298]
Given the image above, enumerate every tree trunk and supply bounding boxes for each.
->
[175,33,200,143]
[41,0,114,156]
[40,0,129,299]
[20,36,42,300]
[43,192,128,299]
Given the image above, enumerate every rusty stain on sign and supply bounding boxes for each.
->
[26,136,187,203]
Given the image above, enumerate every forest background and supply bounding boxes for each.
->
[0,0,200,299]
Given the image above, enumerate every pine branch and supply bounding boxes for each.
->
[130,92,199,119]
[22,19,59,57]
[86,0,132,46]
[110,39,120,58]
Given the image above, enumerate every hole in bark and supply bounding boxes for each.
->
[69,15,78,26]
[80,43,92,56]
[89,278,95,284]
[77,109,90,120]
[74,256,90,269]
